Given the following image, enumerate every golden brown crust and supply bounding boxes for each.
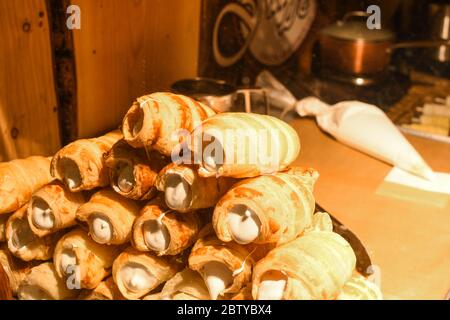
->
[132,197,202,256]
[105,140,169,200]
[76,189,141,245]
[188,225,253,296]
[231,283,253,300]
[50,131,122,191]
[122,92,216,156]
[213,168,318,245]
[27,181,85,237]
[191,113,301,178]
[252,231,356,300]
[160,268,210,300]
[79,277,125,300]
[155,163,237,212]
[0,156,53,215]
[6,205,64,261]
[53,229,123,290]
[0,213,12,242]
[112,247,179,300]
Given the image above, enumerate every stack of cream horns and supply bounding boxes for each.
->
[0,92,382,300]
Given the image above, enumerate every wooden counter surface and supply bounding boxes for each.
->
[291,118,450,300]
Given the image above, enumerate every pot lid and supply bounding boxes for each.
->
[321,21,394,42]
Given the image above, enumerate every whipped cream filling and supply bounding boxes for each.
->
[90,214,113,244]
[18,285,52,300]
[10,219,35,250]
[202,135,224,174]
[117,164,135,193]
[120,263,156,293]
[60,249,77,275]
[61,158,82,190]
[31,197,55,230]
[227,205,261,244]
[164,173,191,210]
[202,261,233,300]
[143,219,170,252]
[257,271,287,300]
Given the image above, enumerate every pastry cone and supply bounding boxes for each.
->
[0,156,52,215]
[132,197,202,255]
[0,246,39,295]
[76,189,141,245]
[105,140,169,200]
[191,113,300,178]
[53,229,123,290]
[122,92,216,156]
[155,162,237,212]
[252,231,356,300]
[0,213,11,242]
[17,262,79,300]
[337,274,383,300]
[160,268,210,300]
[6,205,63,261]
[112,247,179,300]
[188,225,253,300]
[27,181,85,237]
[50,130,122,192]
[213,168,317,245]
[80,277,125,300]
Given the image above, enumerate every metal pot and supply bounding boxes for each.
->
[318,11,450,76]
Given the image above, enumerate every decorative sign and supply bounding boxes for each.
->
[213,0,317,67]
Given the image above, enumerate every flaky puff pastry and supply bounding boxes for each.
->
[112,247,179,300]
[79,277,125,300]
[188,225,253,300]
[231,284,253,300]
[6,205,64,261]
[160,268,210,300]
[155,162,237,213]
[17,262,79,300]
[105,140,168,200]
[53,229,123,290]
[76,189,141,245]
[132,197,202,256]
[213,168,318,246]
[0,213,11,242]
[0,156,52,215]
[122,92,216,156]
[50,130,122,192]
[252,231,356,300]
[337,274,383,300]
[0,246,39,295]
[27,181,85,237]
[191,113,300,178]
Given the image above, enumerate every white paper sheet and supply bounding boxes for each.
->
[384,167,450,195]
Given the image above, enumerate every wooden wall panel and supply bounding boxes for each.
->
[71,0,201,138]
[0,0,61,161]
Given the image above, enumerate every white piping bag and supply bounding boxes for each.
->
[255,70,435,181]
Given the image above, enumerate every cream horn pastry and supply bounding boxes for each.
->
[27,181,85,237]
[50,130,122,192]
[53,229,123,289]
[155,162,237,212]
[160,268,210,300]
[188,225,253,300]
[132,197,202,255]
[17,262,79,300]
[6,205,63,261]
[337,274,383,300]
[122,92,216,156]
[112,247,179,299]
[0,213,11,242]
[80,277,125,300]
[76,189,141,245]
[213,168,317,245]
[0,156,52,215]
[0,246,39,295]
[191,113,300,178]
[105,139,168,200]
[252,231,356,300]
